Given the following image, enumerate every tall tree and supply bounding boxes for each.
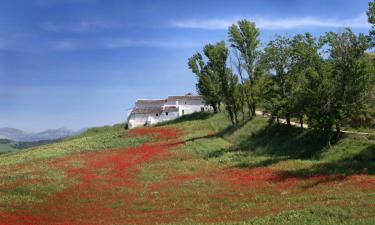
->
[289,33,322,128]
[367,0,375,46]
[261,35,293,125]
[321,28,374,137]
[188,53,221,113]
[203,41,240,125]
[228,20,260,117]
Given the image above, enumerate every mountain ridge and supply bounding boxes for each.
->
[0,127,85,142]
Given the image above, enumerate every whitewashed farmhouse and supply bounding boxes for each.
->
[127,94,210,129]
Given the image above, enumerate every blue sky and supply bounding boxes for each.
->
[0,0,371,132]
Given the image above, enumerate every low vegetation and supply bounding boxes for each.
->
[1,110,373,224]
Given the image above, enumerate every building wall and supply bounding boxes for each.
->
[151,110,179,124]
[128,114,149,129]
[128,110,180,129]
[177,99,206,116]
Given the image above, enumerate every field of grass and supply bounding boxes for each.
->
[0,139,20,155]
[0,112,374,224]
[0,143,18,154]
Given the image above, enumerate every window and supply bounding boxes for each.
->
[156,113,158,116]
[184,102,186,104]
[201,107,204,112]
[182,110,184,115]
[166,112,169,116]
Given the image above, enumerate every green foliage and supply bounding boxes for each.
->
[188,8,375,138]
[367,0,375,46]
[188,53,221,112]
[229,20,261,116]
[261,35,294,124]
[188,41,243,124]
[319,29,374,136]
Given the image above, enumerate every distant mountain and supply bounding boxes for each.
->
[0,127,84,142]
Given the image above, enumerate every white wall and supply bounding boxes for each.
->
[128,113,149,129]
[128,110,180,128]
[177,99,205,116]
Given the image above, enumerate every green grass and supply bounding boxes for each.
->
[0,123,151,209]
[1,112,374,224]
[0,123,149,166]
[173,112,375,176]
[0,143,18,154]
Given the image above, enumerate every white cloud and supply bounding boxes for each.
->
[171,13,370,30]
[50,38,201,50]
[42,21,122,33]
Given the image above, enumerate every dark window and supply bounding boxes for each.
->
[201,107,204,112]
[156,113,158,116]
[184,102,186,104]
[182,110,184,115]
[166,112,169,116]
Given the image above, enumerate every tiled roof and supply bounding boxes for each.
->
[163,106,178,110]
[167,95,202,101]
[136,99,166,104]
[131,107,163,114]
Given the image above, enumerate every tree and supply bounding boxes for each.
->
[188,53,221,113]
[261,35,294,125]
[203,41,240,125]
[289,33,322,128]
[228,20,260,117]
[188,41,241,124]
[367,0,375,46]
[321,28,374,138]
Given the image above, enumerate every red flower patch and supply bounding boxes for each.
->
[1,126,374,224]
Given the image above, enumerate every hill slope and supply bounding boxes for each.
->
[0,113,374,224]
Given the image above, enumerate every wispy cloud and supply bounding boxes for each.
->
[33,0,92,7]
[171,13,370,30]
[50,38,201,51]
[42,21,122,33]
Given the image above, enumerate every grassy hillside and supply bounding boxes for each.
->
[176,113,374,175]
[0,139,20,154]
[0,112,374,224]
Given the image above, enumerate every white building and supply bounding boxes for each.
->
[127,94,209,129]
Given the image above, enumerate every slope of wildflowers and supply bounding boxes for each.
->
[0,112,374,224]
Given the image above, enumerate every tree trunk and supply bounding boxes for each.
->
[251,102,256,117]
[212,104,218,113]
[335,122,341,139]
[299,115,303,129]
[234,111,239,125]
[286,113,291,126]
[241,107,245,121]
[247,100,253,118]
[228,109,235,126]
[327,133,332,148]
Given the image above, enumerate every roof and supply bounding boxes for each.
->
[130,107,163,114]
[136,99,166,104]
[163,106,178,110]
[167,95,202,101]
